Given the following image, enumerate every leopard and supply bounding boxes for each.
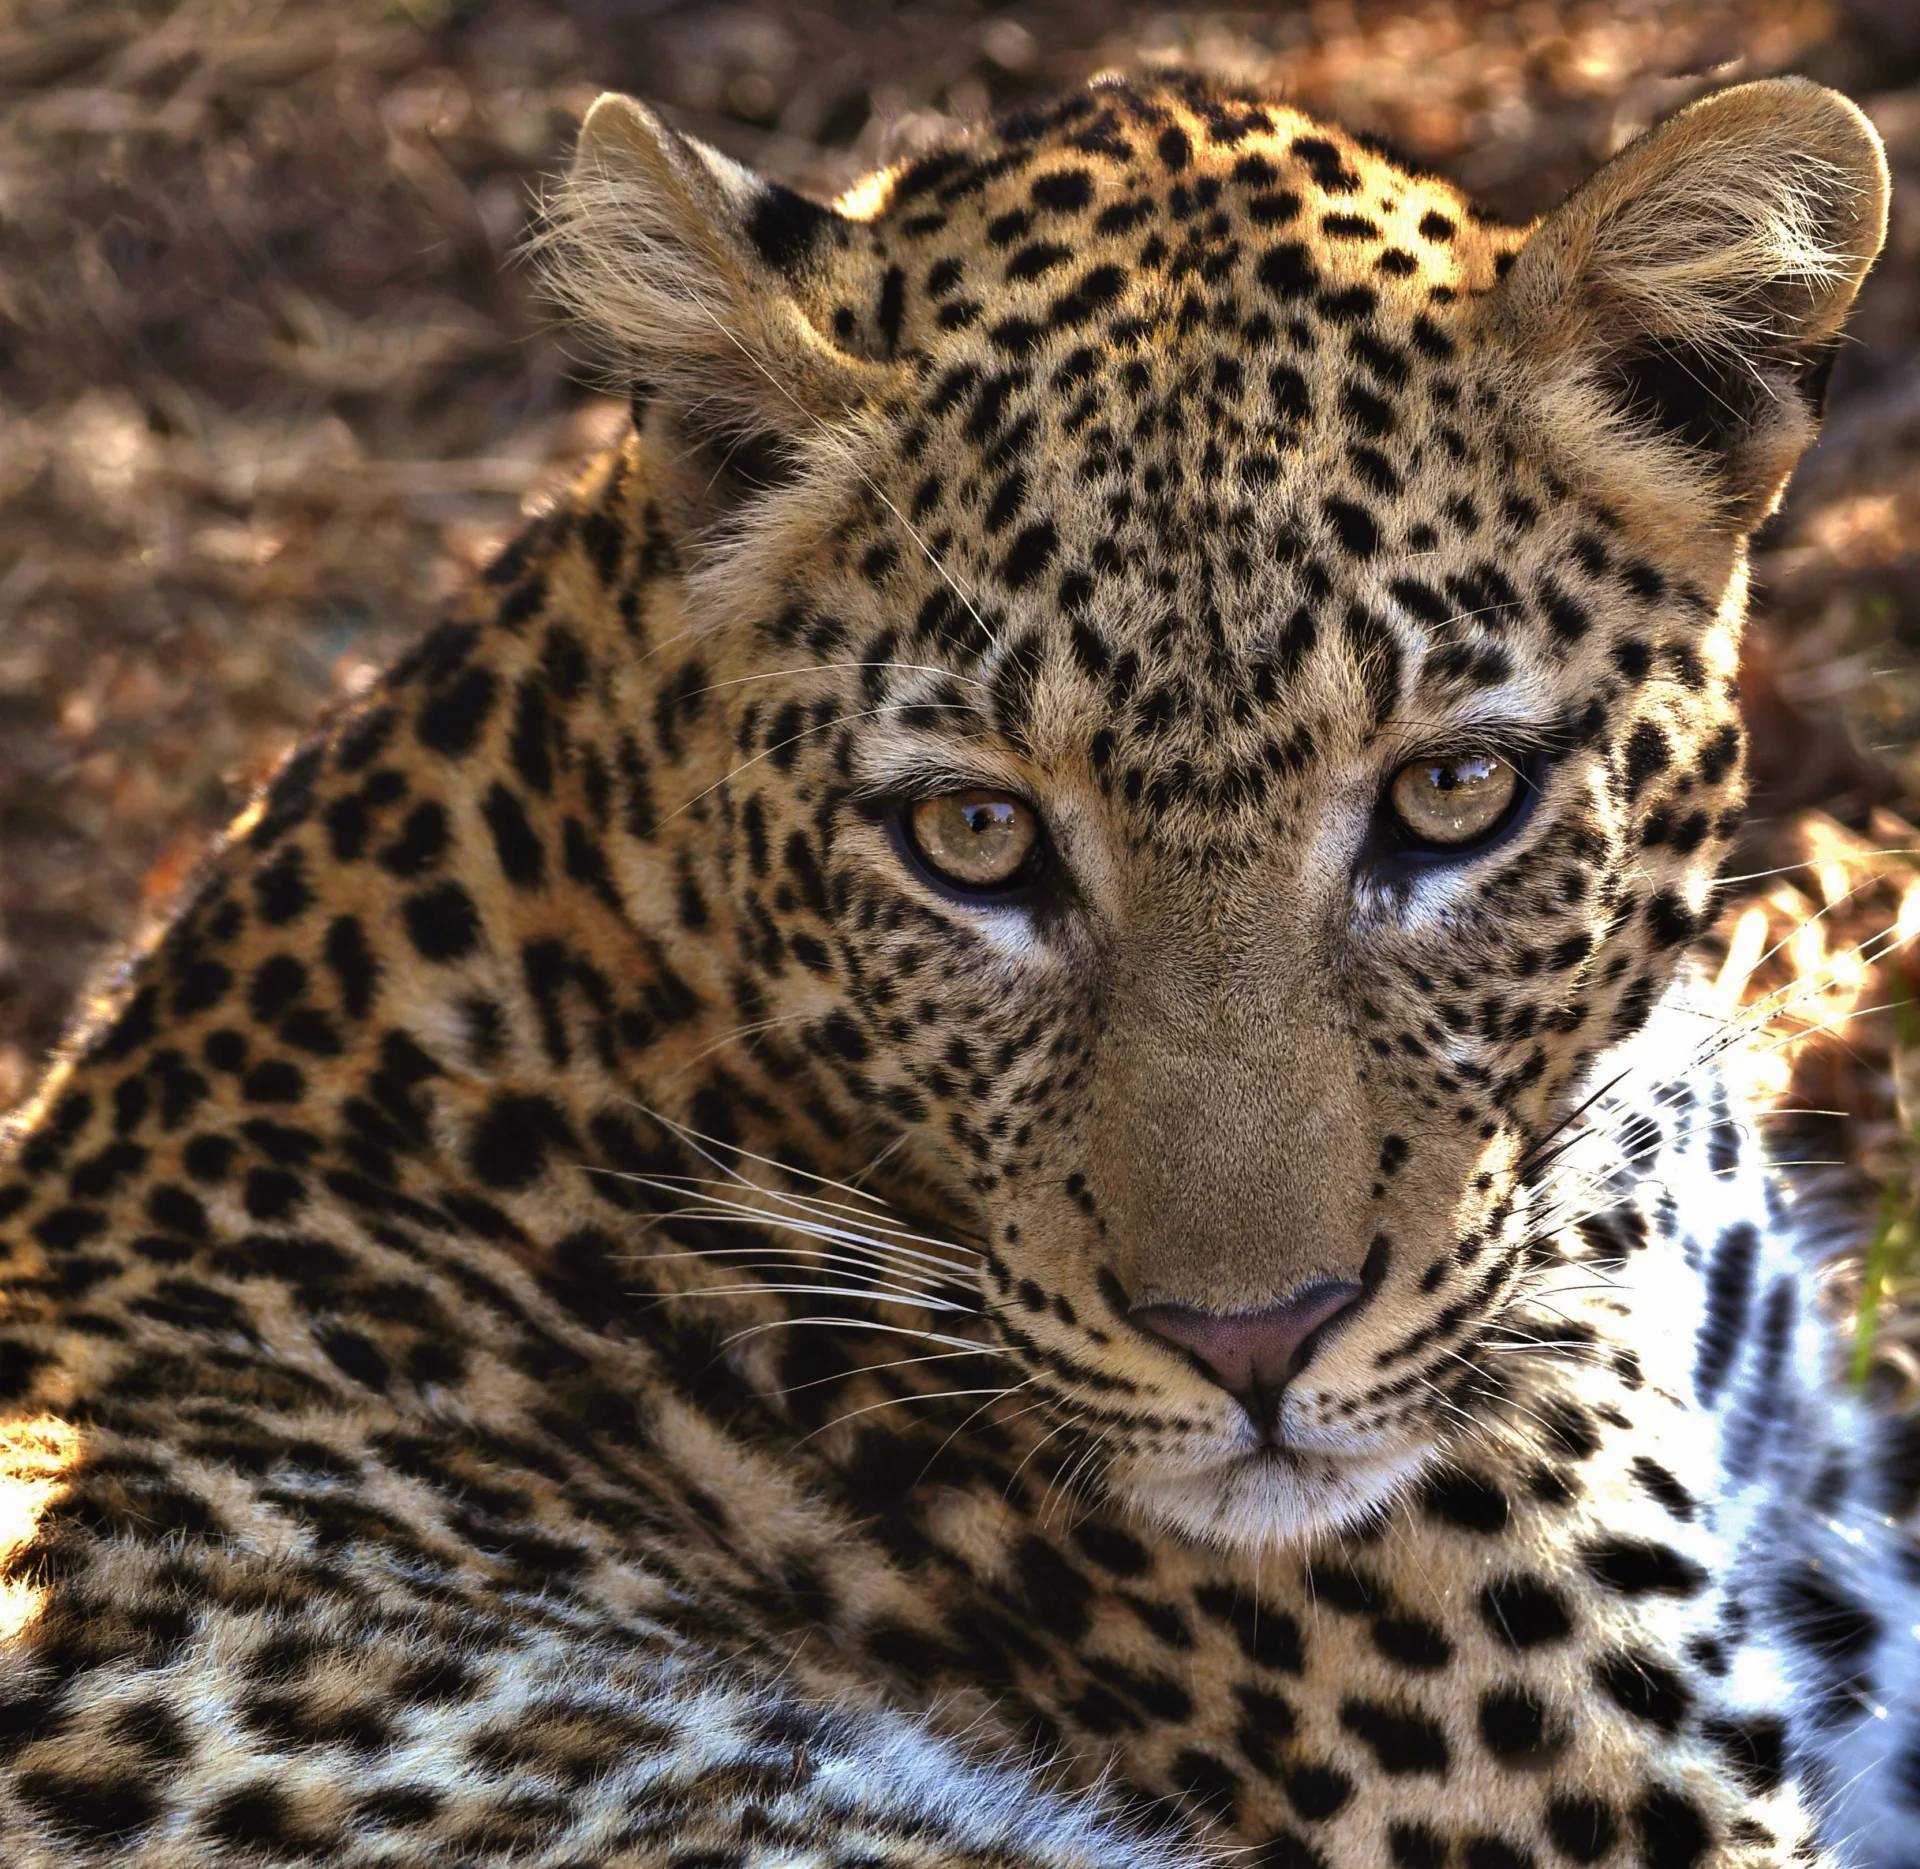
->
[0,64,1915,1869]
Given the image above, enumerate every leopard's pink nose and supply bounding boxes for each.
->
[1130,1281,1363,1411]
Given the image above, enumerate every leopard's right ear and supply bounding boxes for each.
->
[540,95,898,454]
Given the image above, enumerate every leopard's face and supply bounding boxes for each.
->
[556,77,1882,1545]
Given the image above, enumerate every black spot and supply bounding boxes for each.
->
[483,783,546,888]
[1622,721,1672,802]
[174,958,233,1017]
[1006,241,1071,282]
[34,1204,107,1251]
[818,1011,869,1064]
[1464,1841,1532,1869]
[377,801,449,878]
[1158,125,1191,171]
[253,847,313,925]
[1258,243,1318,300]
[1338,1698,1448,1775]
[1629,1456,1694,1521]
[1281,1761,1352,1821]
[1697,722,1742,786]
[1388,1824,1447,1869]
[1775,1565,1881,1664]
[1579,1537,1708,1599]
[1342,382,1394,438]
[1195,1583,1306,1673]
[1644,889,1696,949]
[1539,580,1590,643]
[416,665,497,755]
[323,915,378,1020]
[1261,1831,1330,1869]
[1318,285,1377,324]
[183,1135,236,1183]
[1421,1466,1509,1532]
[1290,136,1359,192]
[1050,264,1126,328]
[1323,498,1379,558]
[243,1167,303,1221]
[203,1028,247,1074]
[1538,1398,1599,1460]
[509,677,553,794]
[1031,169,1094,213]
[17,1771,158,1844]
[1545,1796,1615,1864]
[1014,1536,1094,1645]
[1269,364,1311,424]
[241,1060,303,1104]
[876,264,906,352]
[746,182,833,274]
[1478,1684,1565,1766]
[336,704,396,770]
[1695,1220,1758,1404]
[1350,446,1398,496]
[1072,1520,1150,1577]
[1003,521,1058,590]
[403,884,481,962]
[149,1184,210,1237]
[1479,1574,1572,1649]
[1306,1562,1387,1615]
[1247,192,1302,227]
[247,743,323,849]
[1633,1786,1711,1869]
[247,956,307,1023]
[1593,1649,1691,1732]
[988,316,1042,357]
[315,1325,390,1395]
[468,1094,578,1193]
[1702,1714,1786,1797]
[1372,1614,1451,1670]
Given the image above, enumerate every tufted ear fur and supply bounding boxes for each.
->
[539,95,897,467]
[1486,78,1888,532]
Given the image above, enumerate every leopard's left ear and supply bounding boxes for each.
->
[539,94,899,455]
[1486,77,1888,531]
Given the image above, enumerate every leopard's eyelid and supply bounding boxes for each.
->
[1382,715,1569,764]
[847,764,1041,810]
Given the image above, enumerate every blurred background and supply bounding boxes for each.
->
[5,0,1920,1376]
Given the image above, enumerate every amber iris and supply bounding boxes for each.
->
[1387,752,1520,848]
[906,791,1041,891]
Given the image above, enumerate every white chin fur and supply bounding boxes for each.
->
[1110,1438,1434,1550]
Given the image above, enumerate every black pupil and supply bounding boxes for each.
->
[965,802,1016,836]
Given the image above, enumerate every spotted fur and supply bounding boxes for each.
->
[0,72,1912,1869]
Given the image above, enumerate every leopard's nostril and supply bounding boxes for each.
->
[1129,1280,1364,1411]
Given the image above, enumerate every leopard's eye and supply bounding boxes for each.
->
[903,792,1043,893]
[1387,752,1521,849]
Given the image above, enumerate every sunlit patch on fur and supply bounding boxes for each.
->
[0,1416,78,1641]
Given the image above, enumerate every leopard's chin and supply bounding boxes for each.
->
[1109,1433,1434,1552]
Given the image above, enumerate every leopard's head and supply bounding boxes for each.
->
[547,75,1886,1545]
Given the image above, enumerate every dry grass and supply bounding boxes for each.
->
[4,0,1920,1370]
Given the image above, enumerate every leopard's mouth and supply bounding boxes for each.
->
[1102,1412,1438,1549]
[1105,1429,1436,1544]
